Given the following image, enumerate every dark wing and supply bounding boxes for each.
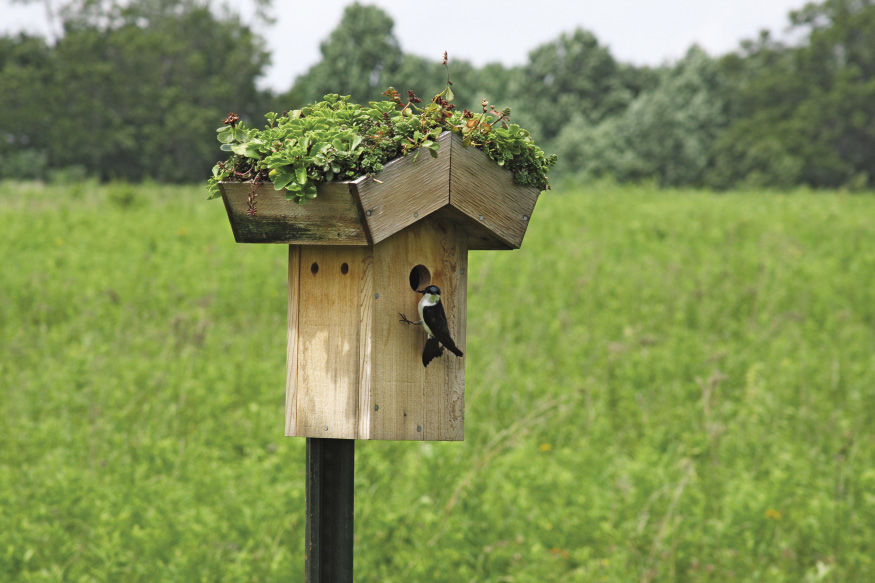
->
[424,302,463,357]
[422,337,444,367]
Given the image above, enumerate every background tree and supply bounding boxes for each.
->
[4,0,875,189]
[280,2,402,106]
[555,47,728,186]
[519,29,640,142]
[1,0,271,182]
[0,34,54,179]
[711,0,875,189]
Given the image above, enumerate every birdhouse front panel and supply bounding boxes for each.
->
[284,217,467,441]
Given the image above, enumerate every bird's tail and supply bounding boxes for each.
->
[422,337,445,367]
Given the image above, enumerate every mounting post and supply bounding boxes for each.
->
[305,438,354,583]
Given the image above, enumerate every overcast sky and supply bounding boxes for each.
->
[2,0,809,91]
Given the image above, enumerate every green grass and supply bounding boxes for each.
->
[2,180,874,582]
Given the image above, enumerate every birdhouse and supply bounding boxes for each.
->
[219,131,540,441]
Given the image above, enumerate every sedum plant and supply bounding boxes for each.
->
[207,57,556,203]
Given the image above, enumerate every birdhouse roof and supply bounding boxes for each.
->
[220,131,540,250]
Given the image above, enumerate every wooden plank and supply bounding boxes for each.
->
[369,217,465,441]
[356,252,374,439]
[285,246,302,436]
[220,182,369,245]
[448,133,540,249]
[292,247,368,438]
[351,132,452,246]
[439,226,467,441]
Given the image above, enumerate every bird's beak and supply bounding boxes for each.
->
[416,288,426,294]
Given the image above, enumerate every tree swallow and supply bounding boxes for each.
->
[399,285,464,367]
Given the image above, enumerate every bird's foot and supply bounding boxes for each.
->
[398,313,422,326]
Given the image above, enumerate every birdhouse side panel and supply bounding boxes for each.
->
[286,246,372,438]
[368,218,466,441]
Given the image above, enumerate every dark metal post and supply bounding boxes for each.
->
[306,438,354,583]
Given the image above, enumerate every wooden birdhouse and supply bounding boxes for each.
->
[219,131,540,441]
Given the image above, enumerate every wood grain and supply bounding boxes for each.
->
[285,245,301,436]
[355,251,374,439]
[220,182,369,245]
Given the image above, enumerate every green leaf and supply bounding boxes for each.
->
[295,165,307,185]
[216,126,235,144]
[230,139,263,158]
[272,169,295,190]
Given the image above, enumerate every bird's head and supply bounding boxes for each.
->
[417,285,441,296]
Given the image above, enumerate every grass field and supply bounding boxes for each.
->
[2,180,874,582]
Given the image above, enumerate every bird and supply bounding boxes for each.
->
[399,285,464,367]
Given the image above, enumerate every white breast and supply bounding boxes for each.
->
[418,294,440,337]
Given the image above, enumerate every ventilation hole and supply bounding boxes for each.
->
[340,262,349,274]
[409,264,431,291]
[310,262,319,275]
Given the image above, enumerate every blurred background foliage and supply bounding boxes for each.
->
[2,0,875,189]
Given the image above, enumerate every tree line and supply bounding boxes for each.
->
[1,0,873,190]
